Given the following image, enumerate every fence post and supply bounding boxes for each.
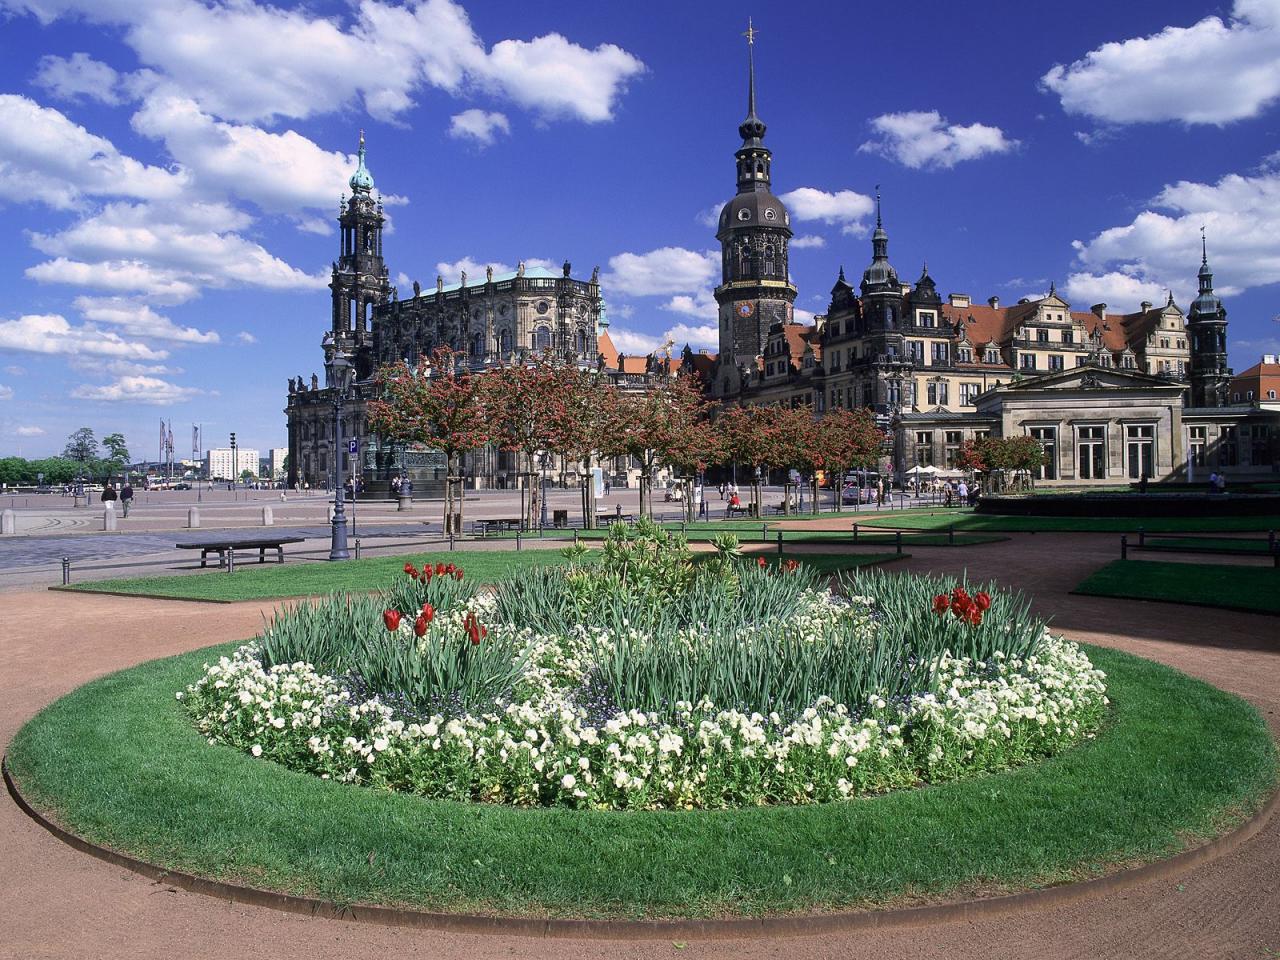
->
[354,538,361,560]
[516,529,522,551]
[448,531,455,551]
[61,556,70,585]
[1138,527,1145,547]
[949,524,956,545]
[777,529,784,556]
[573,529,580,548]
[852,522,858,543]
[896,530,903,554]
[1269,529,1275,553]
[227,546,236,573]
[761,523,768,542]
[1120,534,1128,560]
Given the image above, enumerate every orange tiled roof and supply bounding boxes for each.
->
[597,329,619,370]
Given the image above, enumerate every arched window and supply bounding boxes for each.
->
[575,328,587,354]
[471,333,484,357]
[499,329,511,354]
[532,326,551,351]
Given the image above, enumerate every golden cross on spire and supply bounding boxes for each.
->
[743,17,756,45]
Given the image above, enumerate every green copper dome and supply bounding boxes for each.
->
[349,132,374,194]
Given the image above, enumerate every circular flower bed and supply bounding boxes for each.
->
[182,524,1108,810]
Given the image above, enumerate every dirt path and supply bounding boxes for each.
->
[2,533,1278,960]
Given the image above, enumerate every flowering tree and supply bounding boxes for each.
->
[614,376,711,519]
[548,370,628,528]
[663,415,725,521]
[957,436,1044,493]
[718,403,777,517]
[368,347,489,534]
[1005,436,1047,490]
[485,357,580,528]
[809,408,886,512]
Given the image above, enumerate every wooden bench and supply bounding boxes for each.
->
[726,504,753,518]
[176,536,305,568]
[473,518,523,538]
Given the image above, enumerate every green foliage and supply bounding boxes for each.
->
[63,426,99,466]
[102,432,129,467]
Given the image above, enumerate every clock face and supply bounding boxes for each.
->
[736,301,755,318]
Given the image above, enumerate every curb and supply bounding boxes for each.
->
[5,756,1277,941]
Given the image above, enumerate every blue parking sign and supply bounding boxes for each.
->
[348,439,359,455]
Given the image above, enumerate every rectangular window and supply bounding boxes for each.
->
[1126,424,1155,479]
[915,431,934,466]
[1062,330,1074,345]
[1078,425,1107,479]
[926,381,949,405]
[1020,354,1037,371]
[1188,425,1207,467]
[1220,426,1238,466]
[931,342,949,364]
[1030,426,1057,480]
[958,346,972,363]
[918,311,936,327]
[1049,355,1065,371]
[985,349,1000,363]
[945,430,963,468]
[1250,425,1273,466]
[908,341,924,363]
[1037,329,1050,343]
[960,382,980,405]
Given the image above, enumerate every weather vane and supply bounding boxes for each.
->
[743,17,756,45]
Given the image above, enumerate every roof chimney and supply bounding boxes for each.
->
[1091,303,1107,320]
[988,296,1000,309]
[1140,300,1152,312]
[948,293,970,308]
[1265,354,1277,364]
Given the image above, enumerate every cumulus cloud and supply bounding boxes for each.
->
[859,111,1017,169]
[606,327,663,354]
[0,94,187,209]
[778,187,874,234]
[236,331,257,344]
[1061,272,1171,312]
[15,425,45,436]
[1042,0,1280,126]
[73,295,219,344]
[604,247,718,297]
[0,384,13,400]
[5,0,643,125]
[33,52,124,104]
[24,258,200,304]
[661,291,718,320]
[1067,159,1280,303]
[608,322,718,355]
[433,256,555,283]
[448,108,510,146]
[790,235,826,249]
[71,374,202,404]
[0,313,168,360]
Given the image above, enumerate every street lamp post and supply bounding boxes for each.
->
[539,452,549,529]
[326,352,354,561]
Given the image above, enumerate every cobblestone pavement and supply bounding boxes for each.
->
[4,533,1277,960]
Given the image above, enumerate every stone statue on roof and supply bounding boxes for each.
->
[517,261,525,277]
[311,373,319,391]
[591,265,600,283]
[460,269,467,285]
[288,377,295,394]
[412,280,421,297]
[486,264,493,282]
[436,275,443,293]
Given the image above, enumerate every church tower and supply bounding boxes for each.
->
[330,132,390,378]
[713,21,796,390]
[1187,230,1230,407]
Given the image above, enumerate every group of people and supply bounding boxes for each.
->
[99,481,135,517]
[941,479,978,508]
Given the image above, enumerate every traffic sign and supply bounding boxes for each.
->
[348,438,359,455]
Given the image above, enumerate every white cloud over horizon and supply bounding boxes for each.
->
[859,110,1017,170]
[71,374,203,404]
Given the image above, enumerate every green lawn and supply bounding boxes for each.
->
[492,521,1003,547]
[7,643,1273,919]
[58,549,900,602]
[1074,560,1280,615]
[1142,536,1277,555]
[857,509,1280,534]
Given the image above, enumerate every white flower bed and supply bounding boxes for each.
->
[182,589,1109,810]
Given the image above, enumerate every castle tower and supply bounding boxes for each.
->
[713,20,796,383]
[1187,229,1230,407]
[330,131,390,376]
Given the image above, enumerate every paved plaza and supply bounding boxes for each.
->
[1,532,1277,960]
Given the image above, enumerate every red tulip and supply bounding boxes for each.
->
[383,609,402,632]
[403,562,418,579]
[435,562,447,575]
[975,591,991,611]
[967,607,983,627]
[784,559,799,573]
[414,615,428,637]
[454,569,464,582]
[421,602,434,622]
[932,594,949,615]
[422,565,433,582]
[757,556,767,569]
[445,562,456,575]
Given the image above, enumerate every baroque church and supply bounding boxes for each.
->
[287,37,1277,493]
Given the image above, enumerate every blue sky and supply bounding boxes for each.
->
[2,0,1279,459]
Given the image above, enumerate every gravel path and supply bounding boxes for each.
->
[2,532,1277,960]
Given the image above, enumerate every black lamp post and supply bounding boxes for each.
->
[326,352,354,561]
[539,451,550,529]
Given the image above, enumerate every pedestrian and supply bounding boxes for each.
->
[957,479,968,506]
[944,482,953,508]
[391,474,401,496]
[876,478,885,506]
[1216,472,1227,494]
[101,481,118,505]
[1208,471,1218,493]
[120,480,134,517]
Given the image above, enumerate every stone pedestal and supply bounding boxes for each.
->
[397,495,412,511]
[187,507,200,528]
[261,506,274,526]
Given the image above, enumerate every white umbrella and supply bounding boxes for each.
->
[905,465,939,476]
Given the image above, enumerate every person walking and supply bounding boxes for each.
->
[957,479,968,506]
[101,482,118,506]
[120,481,134,517]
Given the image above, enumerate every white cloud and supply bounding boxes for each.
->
[433,256,555,283]
[71,374,202,404]
[4,0,643,126]
[791,235,826,249]
[236,331,257,344]
[24,258,201,304]
[33,52,123,104]
[604,247,718,297]
[15,425,45,437]
[1068,160,1280,302]
[661,291,718,320]
[29,201,326,300]
[664,323,718,351]
[0,313,168,360]
[1042,0,1280,126]
[695,206,720,228]
[794,308,816,323]
[608,322,718,355]
[859,111,1017,170]
[130,93,392,217]
[0,94,187,209]
[778,187,874,234]
[68,356,178,376]
[73,296,219,344]
[4,365,24,376]
[1061,272,1170,312]
[448,108,510,146]
[607,327,663,354]
[0,384,13,400]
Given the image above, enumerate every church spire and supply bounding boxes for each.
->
[349,130,374,195]
[737,18,767,148]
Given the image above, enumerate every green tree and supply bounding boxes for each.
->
[63,427,99,474]
[103,432,130,472]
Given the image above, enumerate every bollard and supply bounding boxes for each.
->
[354,538,361,560]
[188,506,200,529]
[851,522,859,542]
[516,529,522,551]
[949,524,955,546]
[761,523,768,542]
[896,530,903,554]
[448,531,455,551]
[104,504,117,531]
[616,504,622,521]
[227,547,236,573]
[1138,527,1145,547]
[262,505,274,526]
[777,529,784,556]
[62,556,71,585]
[1120,534,1128,560]
[1,508,13,535]
[573,529,580,548]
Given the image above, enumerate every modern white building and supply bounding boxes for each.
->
[269,447,288,479]
[205,446,260,480]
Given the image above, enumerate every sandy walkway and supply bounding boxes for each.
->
[2,532,1278,960]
